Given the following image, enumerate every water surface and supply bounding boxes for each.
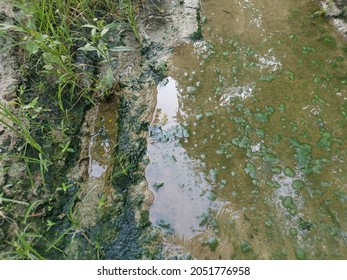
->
[146,0,347,259]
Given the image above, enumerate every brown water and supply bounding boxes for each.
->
[75,99,119,228]
[146,0,347,259]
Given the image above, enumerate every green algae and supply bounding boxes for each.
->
[260,74,276,82]
[313,77,322,83]
[317,128,333,151]
[254,112,270,123]
[232,136,251,149]
[302,46,316,54]
[292,180,305,191]
[273,134,283,144]
[271,166,282,175]
[208,191,217,201]
[240,240,252,253]
[268,180,281,189]
[196,113,204,120]
[284,70,295,81]
[153,182,164,190]
[295,248,307,260]
[265,220,273,228]
[290,138,313,174]
[284,167,296,177]
[199,209,219,230]
[322,35,336,46]
[312,95,326,104]
[289,227,298,236]
[321,181,330,188]
[255,128,265,138]
[282,196,297,213]
[206,238,219,252]
[261,152,277,163]
[278,103,286,113]
[298,220,313,231]
[244,163,256,179]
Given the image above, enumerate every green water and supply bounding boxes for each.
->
[146,0,347,259]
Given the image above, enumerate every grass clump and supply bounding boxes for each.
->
[1,0,136,110]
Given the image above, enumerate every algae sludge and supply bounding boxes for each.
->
[146,0,347,259]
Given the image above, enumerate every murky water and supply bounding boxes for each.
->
[146,0,347,259]
[76,99,118,228]
[89,101,118,179]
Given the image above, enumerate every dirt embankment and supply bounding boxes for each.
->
[0,2,17,183]
[0,1,21,253]
[66,0,202,259]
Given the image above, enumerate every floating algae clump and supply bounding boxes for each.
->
[244,163,256,179]
[271,166,282,174]
[240,240,252,252]
[292,180,305,191]
[282,196,297,214]
[290,227,298,236]
[206,238,219,252]
[317,128,333,151]
[290,138,319,174]
[284,167,296,177]
[295,248,307,260]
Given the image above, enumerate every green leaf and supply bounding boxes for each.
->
[22,97,39,110]
[78,43,97,52]
[0,23,17,31]
[109,46,133,52]
[103,67,115,89]
[91,28,97,37]
[0,192,29,205]
[81,24,98,29]
[44,64,54,70]
[104,22,119,30]
[101,27,109,37]
[36,34,49,42]
[43,52,60,63]
[24,41,40,54]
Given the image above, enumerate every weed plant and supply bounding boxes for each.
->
[120,0,141,42]
[1,0,136,110]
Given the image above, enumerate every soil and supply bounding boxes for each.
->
[0,0,17,181]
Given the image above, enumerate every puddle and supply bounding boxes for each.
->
[146,0,347,259]
[145,77,215,239]
[75,99,119,228]
[88,101,118,179]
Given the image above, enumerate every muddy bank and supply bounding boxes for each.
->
[0,0,18,176]
[0,1,23,256]
[66,0,203,259]
[0,0,202,259]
